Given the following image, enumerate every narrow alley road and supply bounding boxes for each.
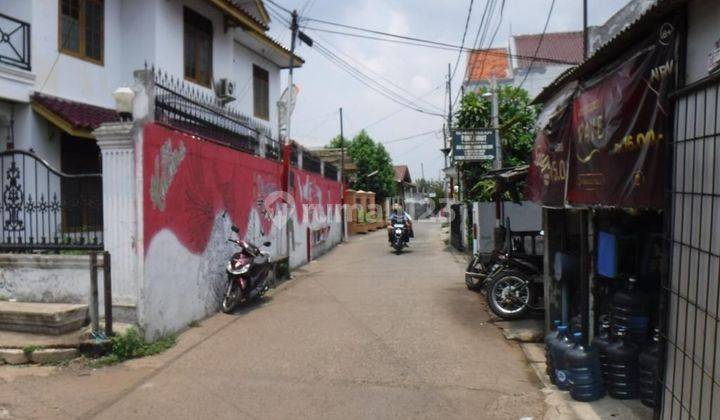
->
[1,221,544,419]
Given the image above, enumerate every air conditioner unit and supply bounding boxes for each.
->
[216,78,237,104]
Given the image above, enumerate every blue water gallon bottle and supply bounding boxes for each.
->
[566,332,606,402]
[638,329,662,408]
[551,325,574,390]
[611,276,649,346]
[545,320,562,384]
[606,327,640,399]
[591,317,613,384]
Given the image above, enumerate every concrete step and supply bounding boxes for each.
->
[0,302,88,335]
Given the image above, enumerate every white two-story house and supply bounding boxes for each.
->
[1,0,299,163]
[0,0,300,249]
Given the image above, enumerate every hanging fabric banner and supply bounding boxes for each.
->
[567,19,679,208]
[526,17,679,209]
[525,83,576,207]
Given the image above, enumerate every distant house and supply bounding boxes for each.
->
[393,164,420,204]
[463,31,583,100]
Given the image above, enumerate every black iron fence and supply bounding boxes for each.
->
[661,74,720,420]
[450,204,463,251]
[152,67,274,156]
[0,150,103,252]
[0,13,30,71]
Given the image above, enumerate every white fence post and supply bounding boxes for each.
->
[94,122,138,318]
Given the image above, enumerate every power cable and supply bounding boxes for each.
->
[301,26,577,65]
[381,130,440,145]
[268,3,444,115]
[517,0,557,90]
[450,0,475,82]
[476,0,506,79]
[312,41,445,117]
[359,85,443,131]
[462,0,495,89]
[308,30,444,113]
[265,0,291,14]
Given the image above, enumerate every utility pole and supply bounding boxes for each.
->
[491,74,501,170]
[490,73,503,250]
[447,63,454,200]
[583,0,589,59]
[421,162,425,181]
[283,10,298,263]
[285,10,299,147]
[339,107,345,241]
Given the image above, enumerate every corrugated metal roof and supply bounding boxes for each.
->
[532,0,687,104]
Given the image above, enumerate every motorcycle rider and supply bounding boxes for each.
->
[387,203,413,243]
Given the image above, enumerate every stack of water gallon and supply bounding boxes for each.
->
[544,276,662,407]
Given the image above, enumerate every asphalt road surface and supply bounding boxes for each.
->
[0,220,544,419]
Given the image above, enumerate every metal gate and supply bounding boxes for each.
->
[450,203,463,251]
[0,150,103,251]
[662,75,720,420]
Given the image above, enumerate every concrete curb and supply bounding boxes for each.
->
[519,343,653,420]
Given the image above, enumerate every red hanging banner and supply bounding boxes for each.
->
[526,18,679,209]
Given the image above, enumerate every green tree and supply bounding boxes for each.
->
[454,85,538,201]
[328,130,395,200]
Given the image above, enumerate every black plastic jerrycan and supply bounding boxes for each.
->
[639,329,662,408]
[544,320,562,384]
[591,317,613,384]
[551,325,575,390]
[606,328,640,399]
[611,276,649,346]
[566,332,606,402]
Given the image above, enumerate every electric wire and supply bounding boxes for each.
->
[517,0,557,90]
[450,0,475,82]
[472,0,506,95]
[267,3,444,115]
[300,26,577,65]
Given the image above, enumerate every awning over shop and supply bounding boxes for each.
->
[525,14,680,209]
[31,93,119,139]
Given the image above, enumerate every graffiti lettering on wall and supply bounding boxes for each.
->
[312,226,331,246]
[143,123,342,257]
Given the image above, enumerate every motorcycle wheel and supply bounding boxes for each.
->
[465,256,486,291]
[487,270,534,320]
[221,280,242,314]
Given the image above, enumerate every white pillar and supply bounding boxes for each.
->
[94,122,140,315]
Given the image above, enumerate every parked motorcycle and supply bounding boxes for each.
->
[465,250,500,293]
[484,222,544,319]
[390,222,409,254]
[221,225,273,314]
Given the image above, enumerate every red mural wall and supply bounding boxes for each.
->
[143,123,341,255]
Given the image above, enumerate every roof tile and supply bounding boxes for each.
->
[465,48,510,83]
[31,93,119,131]
[513,31,584,69]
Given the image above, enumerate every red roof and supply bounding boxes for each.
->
[31,93,119,131]
[465,48,510,83]
[513,31,584,69]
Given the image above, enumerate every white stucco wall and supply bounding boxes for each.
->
[1,0,284,162]
[0,253,107,310]
[685,0,720,85]
[514,65,573,101]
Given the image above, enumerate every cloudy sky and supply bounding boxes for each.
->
[267,0,630,181]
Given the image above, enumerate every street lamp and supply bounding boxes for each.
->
[113,87,135,122]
